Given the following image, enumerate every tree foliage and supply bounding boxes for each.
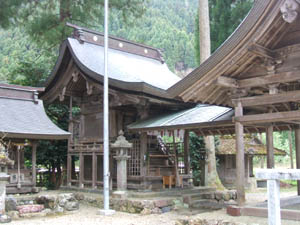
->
[0,0,146,49]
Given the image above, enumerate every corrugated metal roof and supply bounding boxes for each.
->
[0,97,70,140]
[128,105,233,130]
[68,38,180,90]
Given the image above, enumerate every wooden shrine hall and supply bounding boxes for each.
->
[167,0,300,206]
[0,83,70,193]
[40,23,196,190]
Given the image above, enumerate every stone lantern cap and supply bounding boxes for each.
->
[111,130,133,149]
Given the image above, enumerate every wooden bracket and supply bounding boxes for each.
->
[86,81,94,95]
[59,87,66,102]
[72,71,79,82]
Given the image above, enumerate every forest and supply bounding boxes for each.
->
[0,0,294,188]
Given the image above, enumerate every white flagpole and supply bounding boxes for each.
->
[100,0,114,215]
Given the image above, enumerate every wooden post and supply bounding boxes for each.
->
[235,100,245,206]
[79,153,84,188]
[288,131,294,169]
[92,152,97,189]
[249,156,254,177]
[173,131,181,187]
[140,132,147,177]
[31,141,37,186]
[266,125,275,168]
[184,130,190,174]
[17,146,21,189]
[67,96,73,187]
[67,154,71,186]
[295,126,300,195]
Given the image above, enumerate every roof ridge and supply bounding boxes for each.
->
[66,23,165,63]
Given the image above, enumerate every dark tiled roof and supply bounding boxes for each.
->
[0,85,69,140]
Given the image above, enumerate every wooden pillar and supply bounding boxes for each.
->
[173,131,180,187]
[17,146,21,189]
[92,152,97,189]
[140,132,147,177]
[235,100,245,206]
[288,131,294,169]
[67,154,72,186]
[79,153,84,188]
[295,126,300,195]
[249,156,254,177]
[31,141,37,186]
[266,125,274,168]
[67,96,73,187]
[184,130,190,174]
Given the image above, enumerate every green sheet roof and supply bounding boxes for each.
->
[128,105,233,131]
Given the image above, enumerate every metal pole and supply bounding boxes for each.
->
[103,0,110,211]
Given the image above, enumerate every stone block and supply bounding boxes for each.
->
[183,196,191,204]
[74,193,85,201]
[64,201,79,211]
[215,191,223,200]
[5,197,17,211]
[226,205,241,217]
[161,206,172,213]
[223,192,231,201]
[16,204,44,214]
[154,199,170,208]
[0,215,11,223]
[7,211,19,220]
[35,195,57,209]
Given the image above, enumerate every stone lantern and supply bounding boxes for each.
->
[0,145,14,223]
[111,130,132,196]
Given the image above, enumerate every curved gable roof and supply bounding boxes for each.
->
[167,0,285,105]
[42,27,180,102]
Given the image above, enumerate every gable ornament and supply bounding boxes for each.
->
[280,0,300,23]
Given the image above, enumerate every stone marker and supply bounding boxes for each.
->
[111,130,132,198]
[0,145,14,223]
[256,169,300,225]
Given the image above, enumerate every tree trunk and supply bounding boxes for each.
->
[199,0,211,62]
[199,0,224,190]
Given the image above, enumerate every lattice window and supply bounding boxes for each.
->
[127,139,140,176]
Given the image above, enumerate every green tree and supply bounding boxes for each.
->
[0,0,146,49]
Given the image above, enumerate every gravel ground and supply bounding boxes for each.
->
[9,189,300,225]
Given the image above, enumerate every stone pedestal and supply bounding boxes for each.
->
[114,150,130,191]
[111,131,132,192]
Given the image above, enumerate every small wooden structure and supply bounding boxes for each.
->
[40,24,194,190]
[0,83,70,193]
[216,136,286,189]
[167,0,300,205]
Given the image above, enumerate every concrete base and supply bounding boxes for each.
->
[112,191,128,199]
[97,209,115,216]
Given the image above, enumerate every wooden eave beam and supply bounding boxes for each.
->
[248,44,277,59]
[238,71,300,88]
[234,110,300,125]
[232,90,300,107]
